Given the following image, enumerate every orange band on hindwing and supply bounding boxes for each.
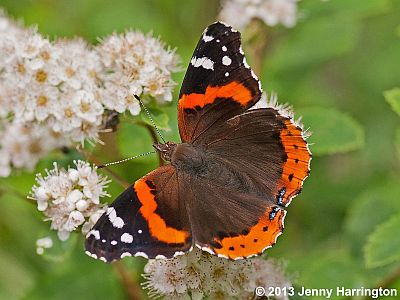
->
[277,120,311,206]
[134,179,189,244]
[212,207,286,259]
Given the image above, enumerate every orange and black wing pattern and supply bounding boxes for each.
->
[178,22,262,144]
[206,108,311,209]
[188,108,311,259]
[181,171,286,260]
[85,165,192,262]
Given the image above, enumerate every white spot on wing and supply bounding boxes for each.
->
[106,207,125,228]
[191,56,214,70]
[225,72,229,77]
[155,254,167,259]
[173,251,186,257]
[222,56,232,66]
[216,39,220,43]
[202,32,214,42]
[233,256,245,260]
[121,232,133,243]
[111,240,117,245]
[102,239,106,243]
[87,230,100,240]
[85,251,98,260]
[222,46,227,51]
[243,57,250,69]
[138,229,142,234]
[99,257,107,262]
[251,70,258,80]
[121,252,132,258]
[134,252,148,258]
[196,244,215,255]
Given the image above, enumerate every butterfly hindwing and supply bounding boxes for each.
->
[179,109,310,259]
[205,108,311,207]
[180,170,285,260]
[178,22,262,144]
[85,165,192,262]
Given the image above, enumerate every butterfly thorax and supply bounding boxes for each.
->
[153,142,205,174]
[153,141,177,162]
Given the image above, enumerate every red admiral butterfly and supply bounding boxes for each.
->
[85,22,311,262]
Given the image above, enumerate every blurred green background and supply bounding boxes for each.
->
[0,0,400,299]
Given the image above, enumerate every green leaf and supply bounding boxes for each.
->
[39,233,79,263]
[384,88,400,117]
[139,107,170,131]
[300,0,390,20]
[297,107,365,155]
[0,248,34,300]
[298,249,366,299]
[117,122,154,160]
[23,246,127,300]
[365,214,400,268]
[267,15,361,72]
[396,128,400,159]
[344,181,400,254]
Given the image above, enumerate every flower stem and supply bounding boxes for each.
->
[245,19,270,77]
[113,261,143,300]
[378,266,400,289]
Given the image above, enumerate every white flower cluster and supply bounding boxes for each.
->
[219,0,299,30]
[0,14,104,142]
[98,31,180,114]
[0,122,66,177]
[29,160,110,241]
[143,247,291,300]
[0,10,179,176]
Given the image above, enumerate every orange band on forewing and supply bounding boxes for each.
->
[278,120,311,205]
[179,81,253,109]
[213,207,285,259]
[134,179,189,244]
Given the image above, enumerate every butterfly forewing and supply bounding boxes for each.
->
[85,165,192,262]
[178,22,262,144]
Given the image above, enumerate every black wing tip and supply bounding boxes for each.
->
[210,21,238,31]
[204,21,240,37]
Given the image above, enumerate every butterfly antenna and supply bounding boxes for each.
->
[96,151,156,169]
[134,94,166,144]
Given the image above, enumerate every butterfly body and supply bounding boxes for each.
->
[85,22,311,262]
